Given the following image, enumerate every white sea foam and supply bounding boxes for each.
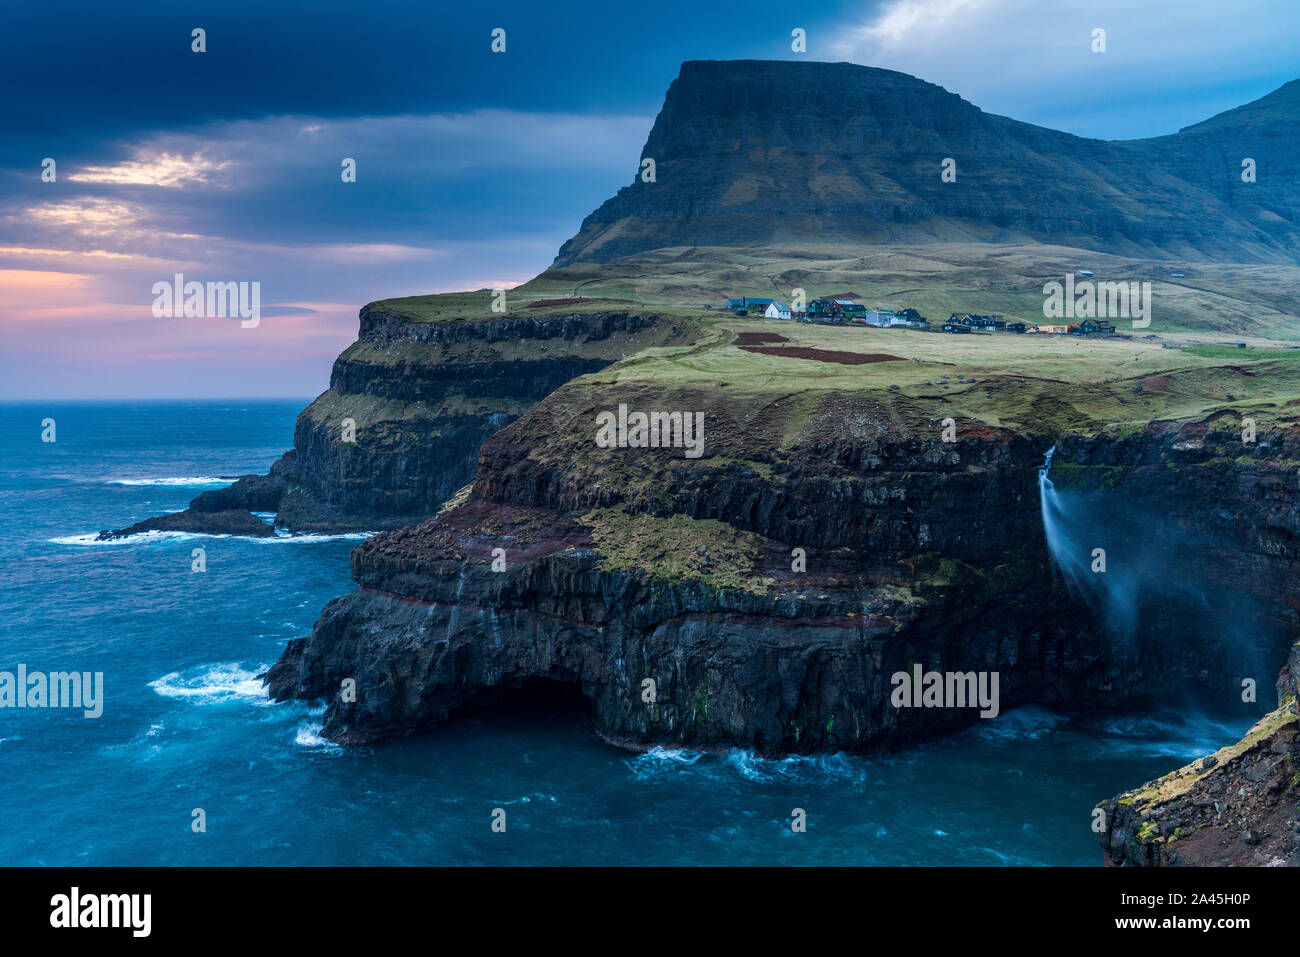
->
[51,529,374,546]
[629,746,868,785]
[250,531,376,543]
[293,720,343,753]
[149,662,272,706]
[722,749,867,784]
[109,477,234,487]
[627,746,703,776]
[50,530,200,546]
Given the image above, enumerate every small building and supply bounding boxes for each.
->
[1006,321,1028,334]
[865,308,897,327]
[836,300,867,320]
[1075,269,1094,278]
[724,297,773,316]
[1073,319,1117,335]
[807,298,839,321]
[765,301,792,320]
[942,321,972,334]
[1036,324,1069,334]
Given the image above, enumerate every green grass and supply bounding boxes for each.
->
[364,242,1300,342]
[579,506,774,593]
[1182,344,1300,360]
[581,312,1300,436]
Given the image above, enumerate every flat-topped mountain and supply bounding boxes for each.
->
[553,60,1300,266]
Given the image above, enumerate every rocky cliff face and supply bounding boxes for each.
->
[266,382,1300,756]
[1097,641,1299,867]
[266,305,698,531]
[553,60,1300,267]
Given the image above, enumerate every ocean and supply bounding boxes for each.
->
[0,400,1265,865]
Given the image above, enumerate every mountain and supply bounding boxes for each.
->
[553,60,1300,267]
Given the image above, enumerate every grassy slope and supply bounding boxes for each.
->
[358,242,1300,443]
[587,314,1300,437]
[370,242,1300,341]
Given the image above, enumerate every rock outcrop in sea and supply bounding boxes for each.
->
[1097,640,1299,867]
[99,303,700,537]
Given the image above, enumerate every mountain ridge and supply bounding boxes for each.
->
[552,59,1300,267]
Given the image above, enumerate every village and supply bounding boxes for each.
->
[721,296,1118,336]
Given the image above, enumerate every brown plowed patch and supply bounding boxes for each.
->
[740,345,903,365]
[734,331,790,345]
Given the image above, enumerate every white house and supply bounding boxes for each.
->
[865,308,897,327]
[765,301,792,320]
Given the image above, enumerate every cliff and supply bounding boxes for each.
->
[553,60,1300,267]
[1097,640,1299,867]
[99,301,701,537]
[265,304,698,531]
[265,333,1300,758]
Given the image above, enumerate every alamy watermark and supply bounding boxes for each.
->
[0,664,103,718]
[1042,273,1151,329]
[890,665,999,718]
[595,404,705,458]
[152,273,260,328]
[50,887,150,937]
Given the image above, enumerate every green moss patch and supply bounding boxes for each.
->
[579,506,773,594]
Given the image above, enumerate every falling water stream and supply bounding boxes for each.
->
[1038,445,1139,646]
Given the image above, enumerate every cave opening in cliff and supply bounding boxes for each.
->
[453,677,594,723]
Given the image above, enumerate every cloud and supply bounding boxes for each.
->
[826,0,1300,138]
[68,151,233,188]
[0,108,647,398]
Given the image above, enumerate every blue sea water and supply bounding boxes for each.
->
[0,400,1268,866]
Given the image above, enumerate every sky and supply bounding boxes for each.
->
[2,0,1297,399]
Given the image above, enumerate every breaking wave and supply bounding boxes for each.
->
[149,662,272,706]
[108,477,235,487]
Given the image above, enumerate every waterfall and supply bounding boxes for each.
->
[1038,446,1138,647]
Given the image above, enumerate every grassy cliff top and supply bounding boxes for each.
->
[573,313,1300,437]
[368,242,1300,339]
[358,241,1300,438]
[366,289,706,323]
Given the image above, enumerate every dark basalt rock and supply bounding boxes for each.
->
[1096,641,1300,867]
[265,399,1300,759]
[97,508,275,540]
[189,473,285,513]
[97,473,285,540]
